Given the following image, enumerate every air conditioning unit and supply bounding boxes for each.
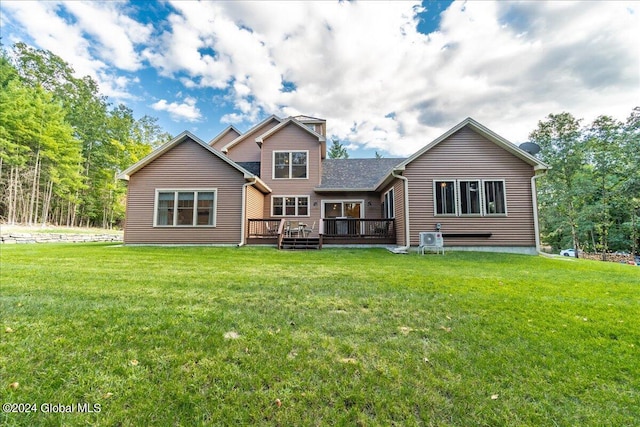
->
[419,232,444,255]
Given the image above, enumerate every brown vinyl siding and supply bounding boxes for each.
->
[226,118,280,163]
[384,179,406,246]
[261,123,322,222]
[124,138,245,244]
[210,129,240,151]
[404,127,535,247]
[246,185,265,219]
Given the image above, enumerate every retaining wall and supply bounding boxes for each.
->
[1,232,123,244]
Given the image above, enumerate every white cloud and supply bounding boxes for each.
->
[1,0,150,101]
[138,1,636,154]
[1,1,106,78]
[61,1,151,71]
[3,0,638,155]
[151,97,202,122]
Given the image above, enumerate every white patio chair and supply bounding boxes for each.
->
[302,221,315,237]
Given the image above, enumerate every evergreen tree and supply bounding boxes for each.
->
[328,139,349,159]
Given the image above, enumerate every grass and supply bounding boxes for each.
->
[0,244,638,426]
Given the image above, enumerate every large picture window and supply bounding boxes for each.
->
[272,196,309,217]
[273,151,308,179]
[155,190,216,226]
[434,179,507,216]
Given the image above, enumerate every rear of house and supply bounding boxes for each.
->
[118,116,547,253]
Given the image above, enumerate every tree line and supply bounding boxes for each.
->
[530,109,640,257]
[0,43,171,228]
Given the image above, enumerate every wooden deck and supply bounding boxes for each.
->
[247,218,396,248]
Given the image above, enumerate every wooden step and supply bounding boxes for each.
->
[280,237,321,250]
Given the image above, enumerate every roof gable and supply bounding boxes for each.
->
[208,125,242,147]
[255,117,326,146]
[221,115,282,153]
[117,131,270,193]
[397,117,549,171]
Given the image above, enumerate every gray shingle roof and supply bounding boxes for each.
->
[237,161,261,176]
[317,158,405,190]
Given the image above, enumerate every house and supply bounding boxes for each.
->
[118,116,549,254]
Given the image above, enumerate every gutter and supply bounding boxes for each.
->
[392,169,411,249]
[531,167,548,254]
[238,178,257,247]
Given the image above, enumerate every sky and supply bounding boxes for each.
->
[1,1,638,158]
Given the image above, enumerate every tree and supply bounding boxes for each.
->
[0,42,167,228]
[530,113,585,257]
[584,115,625,259]
[328,139,349,159]
[530,108,639,256]
[620,108,640,255]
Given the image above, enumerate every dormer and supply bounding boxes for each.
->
[293,115,327,138]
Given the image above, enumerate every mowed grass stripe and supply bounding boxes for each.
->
[1,244,638,426]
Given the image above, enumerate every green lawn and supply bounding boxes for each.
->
[1,244,638,426]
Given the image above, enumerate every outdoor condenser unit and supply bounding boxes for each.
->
[419,231,444,255]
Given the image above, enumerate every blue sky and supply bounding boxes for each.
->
[1,1,638,157]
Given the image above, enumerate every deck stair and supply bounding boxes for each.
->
[279,237,321,250]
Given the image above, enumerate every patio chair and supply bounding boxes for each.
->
[286,221,301,237]
[302,221,315,237]
[265,222,278,236]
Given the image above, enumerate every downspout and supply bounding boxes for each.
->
[531,168,547,254]
[238,178,256,247]
[392,169,411,249]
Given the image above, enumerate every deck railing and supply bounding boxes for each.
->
[322,218,395,243]
[247,219,281,238]
[247,218,396,245]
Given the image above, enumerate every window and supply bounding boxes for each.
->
[459,180,481,215]
[433,179,507,216]
[484,180,506,215]
[155,190,216,226]
[273,151,308,179]
[382,188,395,218]
[272,196,309,217]
[435,181,456,215]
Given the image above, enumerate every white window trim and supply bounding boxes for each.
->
[482,179,508,216]
[383,188,395,219]
[153,188,218,227]
[433,179,457,216]
[272,150,309,180]
[320,200,365,219]
[457,179,483,217]
[433,179,508,217]
[271,195,311,217]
